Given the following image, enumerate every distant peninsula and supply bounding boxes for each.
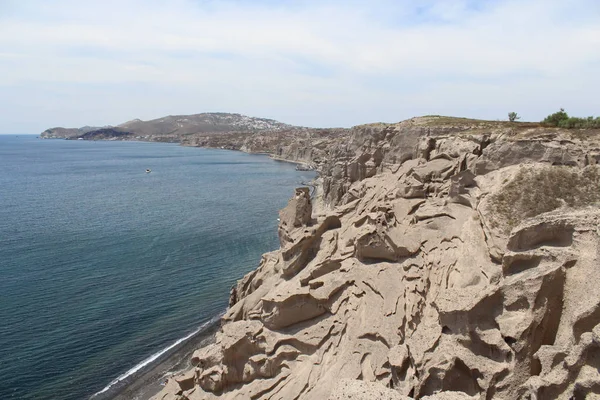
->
[41,112,297,141]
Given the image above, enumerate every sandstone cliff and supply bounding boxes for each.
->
[150,116,600,400]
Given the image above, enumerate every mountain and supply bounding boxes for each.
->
[40,113,296,141]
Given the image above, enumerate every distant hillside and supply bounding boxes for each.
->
[40,113,296,140]
[40,125,105,139]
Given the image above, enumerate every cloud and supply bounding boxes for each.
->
[0,0,599,133]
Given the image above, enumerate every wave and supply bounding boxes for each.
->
[91,311,224,398]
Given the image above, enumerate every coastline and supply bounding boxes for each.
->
[72,139,322,400]
[36,118,600,399]
[105,179,324,400]
[267,154,314,168]
[92,316,221,400]
[41,136,316,169]
[37,137,324,400]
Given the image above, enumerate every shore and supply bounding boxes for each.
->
[49,137,323,400]
[267,154,314,167]
[105,181,325,400]
[92,319,221,400]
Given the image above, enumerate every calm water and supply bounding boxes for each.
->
[0,136,314,400]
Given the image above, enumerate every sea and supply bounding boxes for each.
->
[0,136,315,400]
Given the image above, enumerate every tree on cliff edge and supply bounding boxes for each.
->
[542,108,569,126]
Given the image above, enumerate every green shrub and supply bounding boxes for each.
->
[542,108,569,126]
[490,165,600,231]
[557,116,600,129]
[542,109,600,128]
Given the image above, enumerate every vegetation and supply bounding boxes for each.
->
[508,112,520,122]
[490,165,600,231]
[417,115,542,129]
[542,108,600,128]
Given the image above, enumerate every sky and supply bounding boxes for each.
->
[1,0,599,133]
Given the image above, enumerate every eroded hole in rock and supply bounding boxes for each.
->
[441,359,483,396]
[573,383,600,400]
[306,245,320,263]
[423,138,436,161]
[529,267,565,376]
[503,336,517,346]
[419,358,483,397]
[442,326,451,334]
[354,216,368,228]
[308,281,324,289]
[396,359,410,382]
[586,347,600,371]
[540,229,574,247]
[322,215,342,231]
[531,358,542,376]
[508,224,575,251]
[539,280,565,348]
[504,256,542,275]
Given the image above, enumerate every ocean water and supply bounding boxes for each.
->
[0,136,315,400]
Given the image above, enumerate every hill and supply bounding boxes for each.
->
[40,113,296,141]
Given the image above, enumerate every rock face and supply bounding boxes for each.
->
[147,116,600,400]
[278,187,313,246]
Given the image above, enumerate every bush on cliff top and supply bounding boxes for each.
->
[542,108,600,128]
[490,165,600,231]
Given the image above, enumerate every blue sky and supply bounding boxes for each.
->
[1,0,599,133]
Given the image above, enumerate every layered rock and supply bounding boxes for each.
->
[151,117,600,400]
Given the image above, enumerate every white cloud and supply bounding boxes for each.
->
[0,0,599,133]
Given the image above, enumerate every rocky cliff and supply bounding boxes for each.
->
[149,116,600,400]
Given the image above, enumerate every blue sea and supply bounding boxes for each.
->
[0,136,315,400]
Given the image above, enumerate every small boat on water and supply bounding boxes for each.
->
[146,169,151,173]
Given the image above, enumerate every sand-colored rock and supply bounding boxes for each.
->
[152,118,600,400]
[328,379,412,400]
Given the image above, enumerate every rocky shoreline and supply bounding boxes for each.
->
[43,115,600,399]
[149,117,600,399]
[93,319,221,400]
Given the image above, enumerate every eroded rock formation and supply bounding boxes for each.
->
[152,117,600,400]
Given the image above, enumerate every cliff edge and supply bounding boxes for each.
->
[147,116,600,400]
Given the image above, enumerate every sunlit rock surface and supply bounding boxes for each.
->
[152,117,600,400]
